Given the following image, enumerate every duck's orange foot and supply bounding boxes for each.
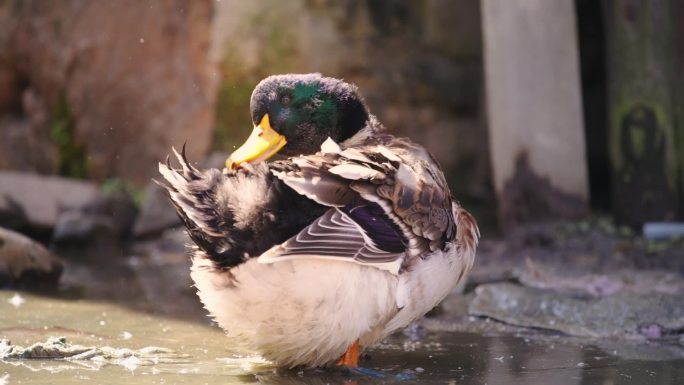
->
[336,339,359,367]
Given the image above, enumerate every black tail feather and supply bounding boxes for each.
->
[158,149,328,270]
[157,151,245,268]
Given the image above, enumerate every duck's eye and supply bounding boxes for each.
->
[280,94,292,106]
[308,98,323,109]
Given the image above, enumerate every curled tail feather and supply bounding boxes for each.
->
[156,146,244,268]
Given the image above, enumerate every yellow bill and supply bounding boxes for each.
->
[225,114,287,170]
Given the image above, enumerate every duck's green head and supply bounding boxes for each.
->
[226,73,369,169]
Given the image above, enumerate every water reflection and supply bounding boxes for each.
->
[1,292,683,385]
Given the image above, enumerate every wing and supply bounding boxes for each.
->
[259,207,405,274]
[266,137,457,271]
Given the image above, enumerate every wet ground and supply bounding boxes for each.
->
[2,291,683,385]
[3,220,684,384]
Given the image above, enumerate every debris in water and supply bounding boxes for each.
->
[118,355,141,371]
[402,340,419,352]
[216,355,272,371]
[0,336,187,371]
[120,331,133,340]
[0,373,8,385]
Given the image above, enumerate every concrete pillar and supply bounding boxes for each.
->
[482,0,589,231]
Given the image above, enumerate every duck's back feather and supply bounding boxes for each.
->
[269,135,456,271]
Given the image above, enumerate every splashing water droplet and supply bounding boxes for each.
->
[8,293,24,308]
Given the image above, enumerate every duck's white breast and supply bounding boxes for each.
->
[382,245,472,336]
[191,257,399,368]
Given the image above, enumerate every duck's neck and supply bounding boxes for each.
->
[337,94,370,142]
[340,115,388,149]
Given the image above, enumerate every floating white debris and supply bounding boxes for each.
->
[0,373,8,385]
[121,331,133,340]
[217,355,272,371]
[119,355,142,371]
[8,293,25,308]
[494,356,504,363]
[139,346,175,354]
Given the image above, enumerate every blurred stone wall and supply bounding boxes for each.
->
[0,0,217,186]
[211,0,491,202]
[0,0,490,203]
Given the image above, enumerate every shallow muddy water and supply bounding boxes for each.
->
[1,291,683,385]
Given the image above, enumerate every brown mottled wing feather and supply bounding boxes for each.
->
[271,138,456,260]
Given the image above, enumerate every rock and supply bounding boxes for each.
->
[127,228,198,315]
[0,226,63,289]
[132,184,182,238]
[514,258,684,298]
[0,106,57,175]
[53,211,115,243]
[469,283,684,338]
[0,0,217,186]
[53,187,138,243]
[52,188,138,262]
[469,220,684,287]
[132,152,227,238]
[0,172,100,230]
[156,228,191,253]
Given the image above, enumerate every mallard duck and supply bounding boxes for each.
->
[158,73,479,368]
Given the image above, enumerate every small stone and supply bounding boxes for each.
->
[0,227,63,289]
